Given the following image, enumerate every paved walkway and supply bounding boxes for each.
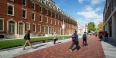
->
[15,36,105,58]
[0,36,116,58]
[101,38,116,58]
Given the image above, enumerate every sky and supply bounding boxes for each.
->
[53,0,106,26]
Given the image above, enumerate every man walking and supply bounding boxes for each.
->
[104,31,108,42]
[82,32,87,46]
[69,30,80,52]
[23,30,34,50]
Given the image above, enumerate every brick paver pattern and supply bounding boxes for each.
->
[14,36,105,58]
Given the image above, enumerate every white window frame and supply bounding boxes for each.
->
[38,24,41,33]
[9,21,15,34]
[32,3,35,10]
[50,18,52,24]
[42,25,45,33]
[40,6,42,13]
[7,3,14,16]
[55,20,56,25]
[39,15,42,22]
[45,25,48,34]
[32,12,35,21]
[45,16,48,23]
[50,11,52,16]
[55,13,56,18]
[22,8,27,19]
[46,9,48,15]
[58,21,59,26]
[22,0,26,6]
[0,18,4,32]
[25,22,30,32]
[33,24,36,32]
[58,14,59,19]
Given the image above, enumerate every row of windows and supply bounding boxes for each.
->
[8,0,76,24]
[0,19,62,34]
[8,0,58,18]
[32,24,60,33]
[7,3,61,26]
[8,0,76,25]
[0,18,71,33]
[0,18,70,33]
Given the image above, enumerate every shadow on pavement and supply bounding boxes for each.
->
[103,38,116,47]
[35,44,47,48]
[72,45,81,51]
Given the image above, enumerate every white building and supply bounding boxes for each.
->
[78,24,87,34]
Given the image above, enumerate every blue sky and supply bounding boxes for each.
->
[53,0,105,26]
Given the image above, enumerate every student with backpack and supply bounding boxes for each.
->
[82,32,87,46]
[69,30,80,52]
[23,30,34,50]
[98,32,103,41]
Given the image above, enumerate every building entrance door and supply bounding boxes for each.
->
[19,23,23,35]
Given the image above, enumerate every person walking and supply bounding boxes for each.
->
[69,30,80,52]
[23,30,34,50]
[53,32,57,44]
[104,31,108,42]
[82,32,88,46]
[98,32,103,41]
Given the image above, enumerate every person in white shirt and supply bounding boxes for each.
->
[53,32,57,44]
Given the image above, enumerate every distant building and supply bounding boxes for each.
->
[103,0,116,39]
[0,0,77,38]
[78,24,87,34]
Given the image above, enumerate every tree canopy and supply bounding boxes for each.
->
[96,22,103,33]
[87,22,96,32]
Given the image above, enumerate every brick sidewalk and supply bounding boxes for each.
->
[14,36,105,58]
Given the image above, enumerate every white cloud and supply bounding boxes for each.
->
[77,6,103,25]
[77,6,101,19]
[91,0,105,5]
[78,0,105,5]
[78,0,84,3]
[77,18,87,24]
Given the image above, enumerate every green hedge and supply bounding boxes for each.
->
[0,36,70,49]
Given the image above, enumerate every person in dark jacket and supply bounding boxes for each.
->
[82,32,88,46]
[23,30,34,50]
[69,30,80,52]
[104,31,108,42]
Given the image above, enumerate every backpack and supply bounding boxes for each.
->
[24,34,27,40]
[83,34,87,39]
[72,33,76,40]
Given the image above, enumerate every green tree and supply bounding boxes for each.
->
[96,22,103,33]
[87,22,96,32]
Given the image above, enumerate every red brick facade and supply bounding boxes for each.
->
[0,0,77,38]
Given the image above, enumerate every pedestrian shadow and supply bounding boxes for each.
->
[72,45,81,51]
[56,42,62,44]
[103,38,116,48]
[35,44,47,48]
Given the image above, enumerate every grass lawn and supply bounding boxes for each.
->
[0,36,70,49]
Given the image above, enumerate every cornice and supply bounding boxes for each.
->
[30,0,77,22]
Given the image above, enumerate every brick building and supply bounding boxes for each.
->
[0,0,77,38]
[103,0,116,39]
